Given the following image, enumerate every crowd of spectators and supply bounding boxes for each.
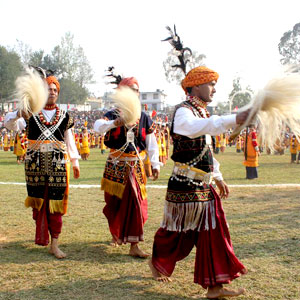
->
[68,110,105,131]
[0,111,5,128]
[0,108,172,134]
[68,110,171,132]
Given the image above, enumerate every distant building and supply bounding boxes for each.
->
[101,89,168,113]
[140,89,167,112]
[85,97,103,110]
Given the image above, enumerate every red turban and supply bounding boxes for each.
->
[46,76,60,94]
[181,66,219,94]
[118,77,139,90]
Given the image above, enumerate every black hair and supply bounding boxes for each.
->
[186,87,192,94]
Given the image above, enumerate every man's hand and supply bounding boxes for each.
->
[17,110,32,120]
[215,180,230,199]
[73,166,80,179]
[236,109,251,125]
[152,168,160,181]
[114,118,125,127]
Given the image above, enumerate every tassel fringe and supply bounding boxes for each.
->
[101,178,126,199]
[139,184,147,200]
[101,177,147,200]
[24,196,67,214]
[160,200,216,232]
[25,196,44,210]
[49,199,64,214]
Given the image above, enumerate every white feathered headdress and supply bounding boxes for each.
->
[110,86,141,126]
[230,69,300,151]
[15,67,49,115]
[105,66,141,126]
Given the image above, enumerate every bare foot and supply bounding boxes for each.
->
[110,234,122,247]
[49,238,66,259]
[206,286,245,299]
[129,244,150,258]
[49,246,66,259]
[148,259,172,282]
[110,239,119,247]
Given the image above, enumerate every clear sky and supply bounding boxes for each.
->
[1,0,300,106]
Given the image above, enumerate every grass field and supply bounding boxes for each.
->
[0,147,300,300]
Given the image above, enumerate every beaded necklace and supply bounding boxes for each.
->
[44,104,56,110]
[187,95,210,118]
[39,105,60,126]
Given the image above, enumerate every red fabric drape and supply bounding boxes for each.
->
[103,170,147,244]
[152,187,245,288]
[32,184,63,246]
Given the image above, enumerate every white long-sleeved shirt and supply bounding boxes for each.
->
[4,110,80,167]
[94,118,161,170]
[173,107,237,181]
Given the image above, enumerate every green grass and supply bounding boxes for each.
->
[0,147,300,299]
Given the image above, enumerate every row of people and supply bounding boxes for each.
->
[0,129,28,163]
[4,66,252,299]
[1,121,171,172]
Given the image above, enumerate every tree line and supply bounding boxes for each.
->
[0,32,94,106]
[1,23,299,110]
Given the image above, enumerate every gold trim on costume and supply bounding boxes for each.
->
[25,196,44,210]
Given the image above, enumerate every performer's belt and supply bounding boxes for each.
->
[109,156,140,162]
[172,162,213,184]
[109,149,146,162]
[27,139,66,152]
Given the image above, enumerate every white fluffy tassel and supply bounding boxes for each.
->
[111,86,141,126]
[15,68,49,115]
[231,73,300,150]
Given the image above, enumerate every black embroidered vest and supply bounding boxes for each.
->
[171,101,214,173]
[165,101,215,203]
[25,111,74,200]
[103,110,155,153]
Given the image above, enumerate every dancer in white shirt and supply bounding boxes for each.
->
[5,72,80,259]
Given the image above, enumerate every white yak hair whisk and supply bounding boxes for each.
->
[15,68,49,115]
[111,86,141,126]
[230,70,300,151]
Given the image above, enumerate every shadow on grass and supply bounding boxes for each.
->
[0,240,153,265]
[63,240,151,264]
[234,236,300,261]
[0,276,200,300]
[228,202,300,227]
[226,200,300,261]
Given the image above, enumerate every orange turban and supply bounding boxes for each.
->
[46,76,60,94]
[118,77,139,89]
[181,66,219,94]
